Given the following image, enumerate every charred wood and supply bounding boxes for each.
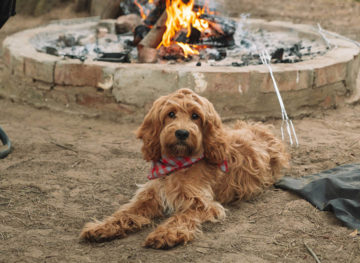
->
[289,42,303,58]
[271,48,284,61]
[197,35,235,48]
[199,14,236,36]
[144,1,166,26]
[175,27,201,44]
[137,11,167,63]
[206,48,227,61]
[138,11,167,49]
[158,44,186,60]
[120,0,142,16]
[133,25,151,46]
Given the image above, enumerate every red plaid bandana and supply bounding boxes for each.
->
[148,154,228,180]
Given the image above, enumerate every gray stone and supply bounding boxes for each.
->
[112,67,179,106]
[115,14,142,34]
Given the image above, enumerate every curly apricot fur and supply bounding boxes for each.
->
[80,88,289,249]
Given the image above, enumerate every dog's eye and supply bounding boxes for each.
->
[191,113,199,120]
[168,112,176,118]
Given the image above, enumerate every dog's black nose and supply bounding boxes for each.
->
[175,129,189,140]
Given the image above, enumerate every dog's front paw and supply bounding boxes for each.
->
[80,220,124,242]
[144,227,193,249]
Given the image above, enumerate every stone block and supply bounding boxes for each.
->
[176,69,252,116]
[76,90,114,107]
[314,61,347,87]
[260,68,314,93]
[345,54,360,92]
[2,46,25,76]
[203,71,250,94]
[178,69,250,95]
[2,46,11,66]
[54,61,103,87]
[24,53,56,83]
[112,67,179,106]
[10,50,25,76]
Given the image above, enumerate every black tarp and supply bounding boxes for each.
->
[275,164,360,230]
[0,0,16,29]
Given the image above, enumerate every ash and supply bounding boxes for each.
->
[203,14,328,67]
[33,15,329,67]
[32,27,135,63]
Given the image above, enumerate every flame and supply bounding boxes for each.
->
[134,0,156,20]
[157,0,210,57]
[134,0,149,20]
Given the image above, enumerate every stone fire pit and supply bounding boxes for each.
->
[1,17,360,121]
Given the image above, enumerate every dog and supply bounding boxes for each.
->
[80,88,289,249]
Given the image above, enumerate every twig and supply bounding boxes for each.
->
[71,160,82,168]
[304,242,321,263]
[51,141,78,153]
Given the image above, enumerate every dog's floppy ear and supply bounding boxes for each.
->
[202,98,228,164]
[136,96,166,161]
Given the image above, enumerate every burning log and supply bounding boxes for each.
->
[197,35,234,48]
[175,27,201,44]
[137,11,167,63]
[138,9,167,48]
[133,25,151,46]
[137,46,159,63]
[199,13,236,37]
[143,0,166,26]
[158,43,185,60]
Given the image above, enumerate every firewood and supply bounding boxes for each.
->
[137,11,167,63]
[138,46,158,63]
[144,0,166,26]
[138,11,167,49]
[133,25,151,46]
[199,13,236,36]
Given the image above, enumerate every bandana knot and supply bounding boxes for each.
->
[148,154,228,180]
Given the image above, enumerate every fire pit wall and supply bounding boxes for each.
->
[2,17,360,120]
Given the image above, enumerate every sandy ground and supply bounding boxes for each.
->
[1,0,360,262]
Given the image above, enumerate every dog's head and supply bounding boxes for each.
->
[136,88,228,164]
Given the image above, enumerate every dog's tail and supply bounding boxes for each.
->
[225,121,290,200]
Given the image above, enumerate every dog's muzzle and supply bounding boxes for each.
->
[175,129,189,140]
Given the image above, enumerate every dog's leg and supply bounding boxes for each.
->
[145,199,225,249]
[80,182,163,242]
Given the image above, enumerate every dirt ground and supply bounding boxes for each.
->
[1,0,360,262]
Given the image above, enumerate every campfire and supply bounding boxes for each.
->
[134,0,236,62]
[34,0,329,66]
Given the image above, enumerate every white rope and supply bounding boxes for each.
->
[242,17,299,146]
[259,49,299,147]
[317,23,334,49]
[317,23,360,48]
